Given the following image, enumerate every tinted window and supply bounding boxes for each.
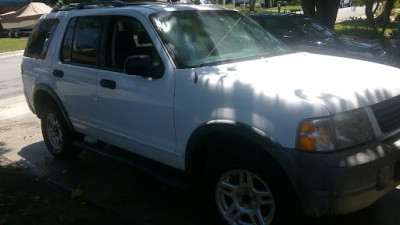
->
[24,19,59,59]
[60,16,103,66]
[73,16,102,65]
[61,18,77,63]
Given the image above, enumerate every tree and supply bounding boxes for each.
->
[301,0,341,29]
[250,0,256,10]
[352,0,397,35]
[265,0,272,8]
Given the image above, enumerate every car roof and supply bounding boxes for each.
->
[46,2,229,19]
[248,13,305,19]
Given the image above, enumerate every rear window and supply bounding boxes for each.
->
[24,19,59,59]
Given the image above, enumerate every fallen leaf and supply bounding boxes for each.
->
[0,218,5,225]
[71,188,83,199]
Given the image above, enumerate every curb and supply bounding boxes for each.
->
[0,50,24,59]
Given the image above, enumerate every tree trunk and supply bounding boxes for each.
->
[301,0,340,29]
[301,0,316,18]
[265,0,272,8]
[365,1,377,32]
[250,0,256,11]
[382,0,395,33]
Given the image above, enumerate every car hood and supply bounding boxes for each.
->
[199,52,400,114]
[289,36,387,62]
[338,36,387,56]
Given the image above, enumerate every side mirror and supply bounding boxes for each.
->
[124,55,163,79]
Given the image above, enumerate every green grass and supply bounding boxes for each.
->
[0,38,28,53]
[335,19,399,39]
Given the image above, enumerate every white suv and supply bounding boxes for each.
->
[22,2,400,225]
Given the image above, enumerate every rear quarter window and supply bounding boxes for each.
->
[24,19,59,59]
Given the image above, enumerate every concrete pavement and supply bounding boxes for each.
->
[0,50,23,60]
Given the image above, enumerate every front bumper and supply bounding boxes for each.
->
[288,135,400,217]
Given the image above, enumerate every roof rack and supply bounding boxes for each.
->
[51,1,127,12]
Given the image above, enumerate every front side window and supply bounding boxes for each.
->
[150,10,290,68]
[60,16,103,66]
[24,19,59,59]
[103,16,164,76]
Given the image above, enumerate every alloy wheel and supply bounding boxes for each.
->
[46,113,63,152]
[216,169,275,225]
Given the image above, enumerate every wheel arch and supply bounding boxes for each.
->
[185,120,305,220]
[185,120,286,178]
[33,83,74,131]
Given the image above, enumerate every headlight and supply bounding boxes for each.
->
[297,108,374,151]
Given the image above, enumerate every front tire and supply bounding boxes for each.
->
[41,103,79,159]
[207,154,301,225]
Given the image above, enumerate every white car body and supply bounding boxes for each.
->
[21,3,400,224]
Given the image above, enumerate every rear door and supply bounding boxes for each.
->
[52,16,103,136]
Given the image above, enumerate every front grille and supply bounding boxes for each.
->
[370,95,400,133]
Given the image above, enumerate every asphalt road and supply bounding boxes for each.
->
[1,54,400,225]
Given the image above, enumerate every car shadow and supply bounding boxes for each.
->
[16,142,400,225]
[17,142,213,225]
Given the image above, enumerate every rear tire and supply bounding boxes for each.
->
[41,103,80,159]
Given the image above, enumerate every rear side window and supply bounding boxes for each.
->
[24,19,59,59]
[61,16,103,66]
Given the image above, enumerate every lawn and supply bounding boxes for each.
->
[0,38,28,53]
[335,19,399,39]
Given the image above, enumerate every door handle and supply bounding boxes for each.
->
[52,70,64,78]
[100,79,116,89]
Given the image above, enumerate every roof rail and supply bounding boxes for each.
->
[51,1,126,12]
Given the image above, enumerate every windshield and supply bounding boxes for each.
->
[150,10,290,68]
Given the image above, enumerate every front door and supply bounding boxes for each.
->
[95,14,177,166]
